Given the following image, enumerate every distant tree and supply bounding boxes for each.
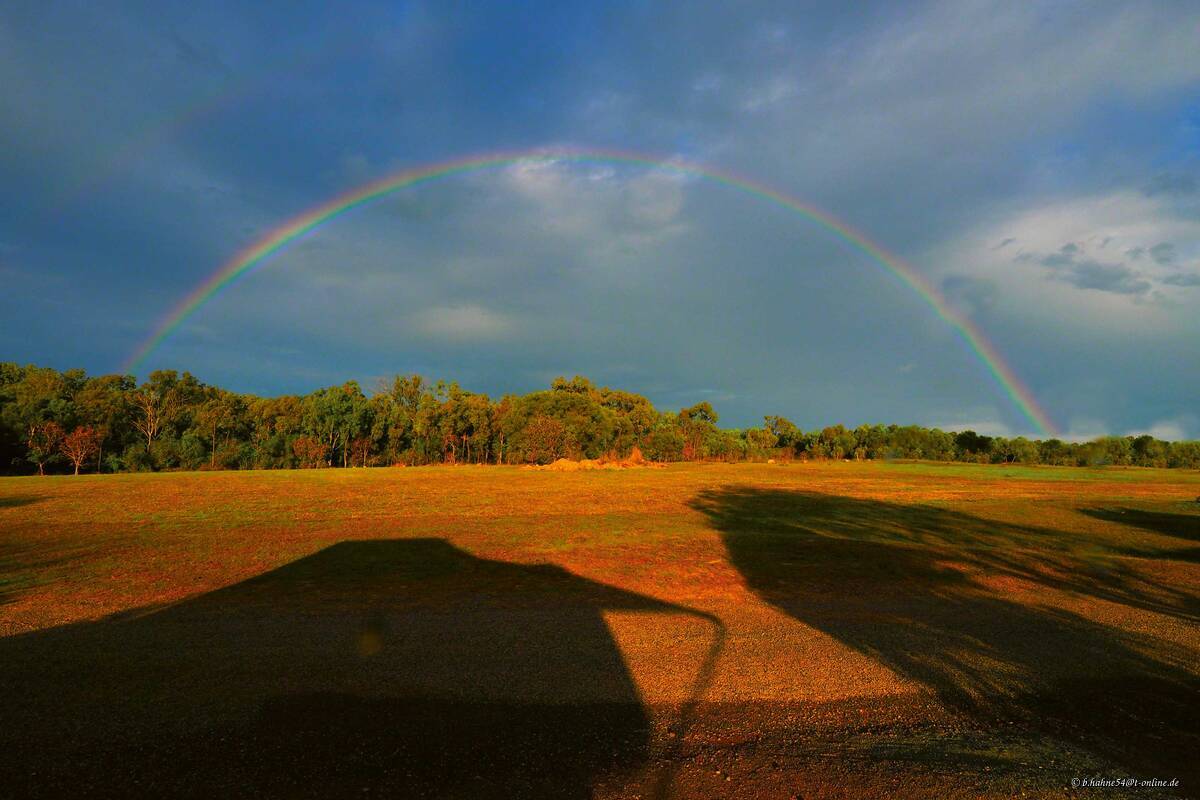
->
[990,437,1015,464]
[1168,441,1200,469]
[1037,438,1071,466]
[1131,435,1168,468]
[27,421,64,475]
[292,436,328,469]
[131,384,173,451]
[1093,436,1133,466]
[60,426,102,475]
[598,388,657,455]
[743,427,778,459]
[195,393,245,468]
[854,424,890,459]
[302,382,368,467]
[74,374,134,472]
[6,360,1200,475]
[1008,436,1038,464]
[492,395,517,464]
[763,415,800,449]
[349,436,372,467]
[642,416,685,462]
[678,402,719,460]
[818,424,856,460]
[551,375,598,395]
[521,414,573,464]
[954,430,993,459]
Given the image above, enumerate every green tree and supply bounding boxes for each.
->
[678,402,719,460]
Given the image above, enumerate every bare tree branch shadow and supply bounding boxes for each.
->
[693,487,1200,787]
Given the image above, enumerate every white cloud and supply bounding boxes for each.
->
[1126,417,1196,442]
[1061,418,1110,443]
[409,304,515,343]
[927,190,1200,332]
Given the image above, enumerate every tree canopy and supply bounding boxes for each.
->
[2,362,1197,474]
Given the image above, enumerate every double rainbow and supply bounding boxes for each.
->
[122,147,1057,436]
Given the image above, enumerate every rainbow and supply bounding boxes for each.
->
[123,147,1058,436]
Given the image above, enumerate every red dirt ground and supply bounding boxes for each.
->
[1,462,1197,798]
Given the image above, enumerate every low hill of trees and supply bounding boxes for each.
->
[2,363,1197,474]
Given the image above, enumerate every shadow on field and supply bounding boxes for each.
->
[0,539,698,799]
[694,487,1200,787]
[0,495,40,509]
[0,538,101,608]
[1080,507,1200,543]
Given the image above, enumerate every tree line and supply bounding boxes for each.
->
[2,363,1197,474]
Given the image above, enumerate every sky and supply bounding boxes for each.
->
[1,1,1198,438]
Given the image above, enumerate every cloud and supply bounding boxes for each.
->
[1017,241,1153,296]
[1126,417,1195,442]
[1061,418,1110,443]
[1143,171,1198,197]
[4,1,1200,436]
[1162,272,1200,287]
[498,159,688,241]
[941,274,998,315]
[409,305,516,343]
[1054,260,1151,296]
[1149,242,1176,265]
[1034,245,1078,268]
[928,418,1014,438]
[937,190,1200,312]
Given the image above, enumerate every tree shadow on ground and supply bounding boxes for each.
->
[0,495,41,509]
[0,537,101,608]
[693,488,1200,787]
[1080,507,1200,543]
[0,539,701,799]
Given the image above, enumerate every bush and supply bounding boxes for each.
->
[121,443,155,472]
[641,426,684,462]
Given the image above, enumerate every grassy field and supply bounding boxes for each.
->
[1,462,1198,798]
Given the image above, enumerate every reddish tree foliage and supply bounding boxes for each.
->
[292,435,328,469]
[60,426,102,475]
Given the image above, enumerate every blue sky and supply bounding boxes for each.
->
[2,1,1198,437]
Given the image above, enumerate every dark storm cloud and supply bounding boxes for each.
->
[1021,238,1191,297]
[1163,272,1200,287]
[1055,261,1151,296]
[2,0,1200,437]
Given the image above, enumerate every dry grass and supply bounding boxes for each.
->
[1,461,1198,798]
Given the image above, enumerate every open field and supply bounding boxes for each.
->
[1,462,1198,798]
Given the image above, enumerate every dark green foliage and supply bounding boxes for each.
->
[1,362,1198,472]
